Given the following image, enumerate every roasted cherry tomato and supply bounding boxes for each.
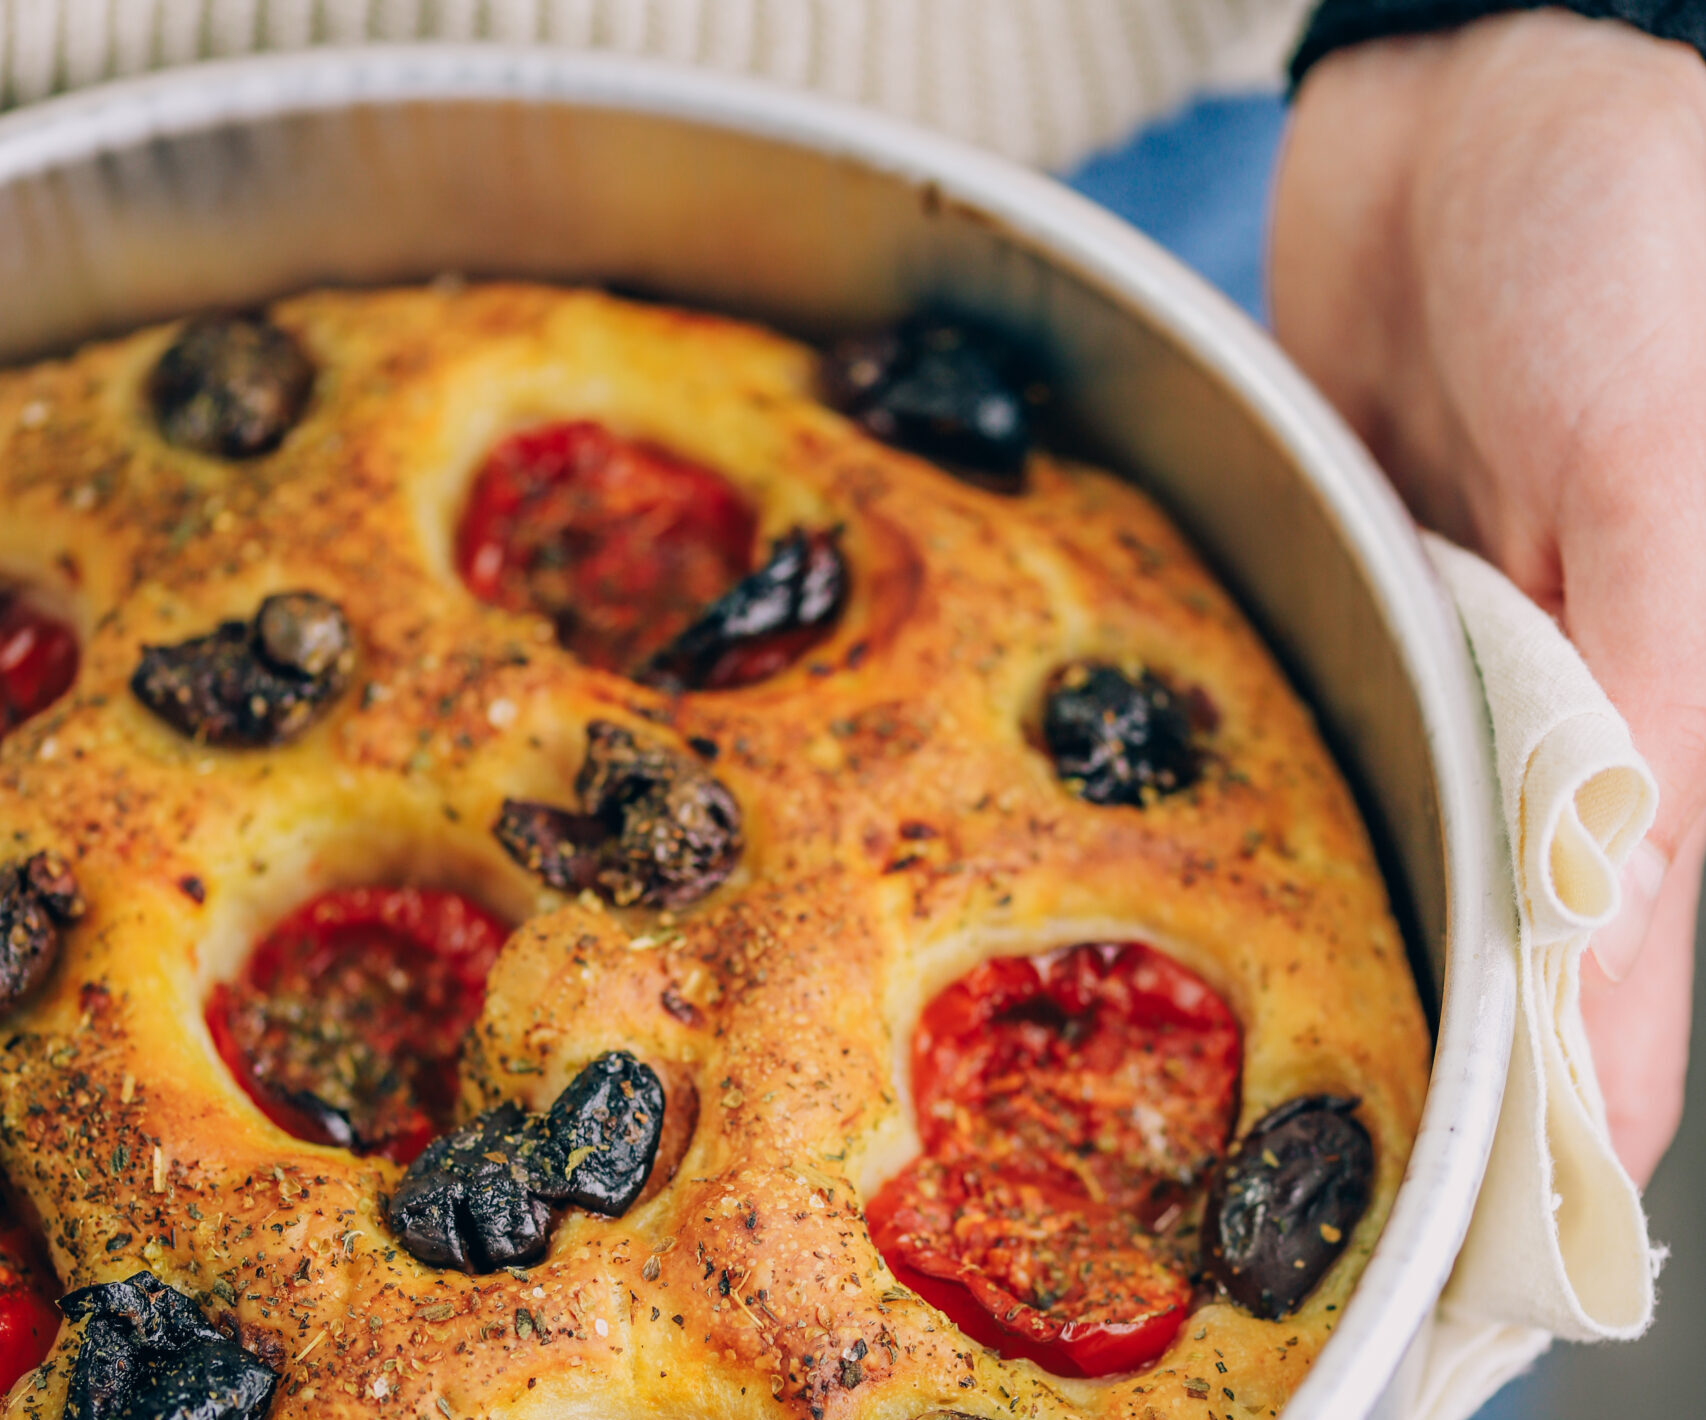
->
[207,888,509,1164]
[0,1212,58,1394]
[866,942,1240,1378]
[456,421,757,674]
[0,594,77,740]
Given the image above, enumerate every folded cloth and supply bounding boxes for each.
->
[1407,534,1664,1420]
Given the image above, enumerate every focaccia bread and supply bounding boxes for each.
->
[0,285,1429,1420]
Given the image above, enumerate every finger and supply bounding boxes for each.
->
[1532,119,1706,966]
[1590,840,1668,984]
[1558,385,1706,982]
[1557,353,1706,866]
[1579,808,1705,1185]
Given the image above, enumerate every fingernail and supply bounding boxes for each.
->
[1590,841,1669,982]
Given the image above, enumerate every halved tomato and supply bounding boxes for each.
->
[0,595,76,740]
[207,887,508,1164]
[867,942,1240,1377]
[0,1211,57,1394]
[456,420,756,675]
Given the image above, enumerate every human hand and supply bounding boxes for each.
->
[1270,9,1706,1184]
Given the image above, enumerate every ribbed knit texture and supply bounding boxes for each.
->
[0,0,1312,167]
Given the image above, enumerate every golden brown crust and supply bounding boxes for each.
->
[0,285,1429,1420]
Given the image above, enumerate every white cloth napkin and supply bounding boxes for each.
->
[1406,534,1664,1420]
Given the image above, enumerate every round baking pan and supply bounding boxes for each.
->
[0,49,1513,1419]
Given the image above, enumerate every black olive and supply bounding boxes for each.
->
[1202,1095,1374,1320]
[254,593,348,678]
[388,1053,666,1273]
[490,801,604,894]
[0,851,84,1010]
[386,1102,558,1273]
[1042,662,1201,806]
[639,527,847,692]
[148,315,314,459]
[61,1272,278,1420]
[276,1089,357,1150]
[539,1050,665,1216]
[112,1342,280,1420]
[823,317,1041,491]
[494,721,741,908]
[130,592,354,748]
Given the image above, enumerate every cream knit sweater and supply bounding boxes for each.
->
[0,0,1311,167]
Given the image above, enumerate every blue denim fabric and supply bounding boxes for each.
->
[1064,92,1288,325]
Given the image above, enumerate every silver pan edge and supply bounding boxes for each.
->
[0,49,1513,1420]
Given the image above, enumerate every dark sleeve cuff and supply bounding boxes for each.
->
[1290,0,1706,90]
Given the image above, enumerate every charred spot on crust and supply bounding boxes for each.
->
[494,721,741,908]
[660,984,703,1027]
[1202,1095,1374,1320]
[639,527,848,692]
[0,852,84,1010]
[388,1052,664,1273]
[130,592,353,747]
[148,314,314,459]
[1042,662,1201,807]
[61,1272,278,1420]
[823,317,1043,492]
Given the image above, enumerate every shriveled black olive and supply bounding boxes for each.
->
[540,1049,665,1216]
[386,1102,557,1273]
[130,592,353,747]
[113,1343,280,1420]
[491,801,603,893]
[1042,662,1200,807]
[494,721,741,908]
[148,315,314,459]
[823,317,1040,491]
[0,851,84,1009]
[254,593,348,677]
[61,1272,278,1420]
[639,527,847,692]
[388,1053,665,1273]
[1202,1095,1374,1320]
[276,1088,357,1150]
